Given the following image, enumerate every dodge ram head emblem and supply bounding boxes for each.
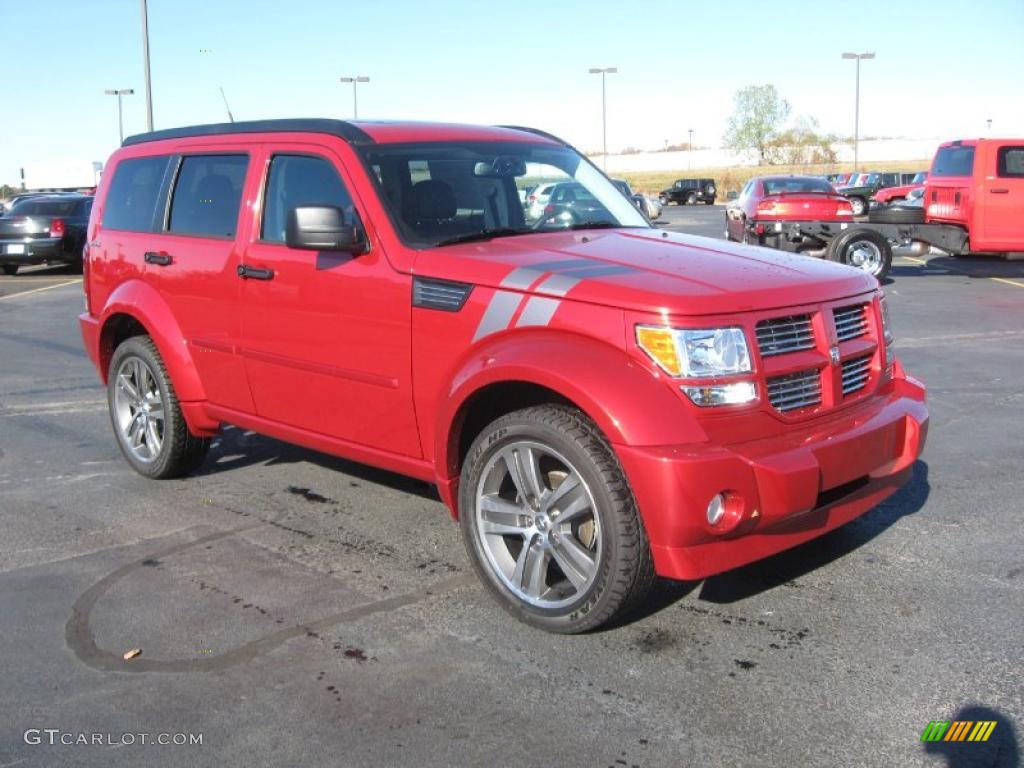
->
[830,346,841,365]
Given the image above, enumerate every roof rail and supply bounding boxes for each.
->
[122,119,375,147]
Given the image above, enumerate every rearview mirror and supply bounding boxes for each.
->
[286,206,366,253]
[474,156,528,178]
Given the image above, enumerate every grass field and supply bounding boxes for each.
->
[617,160,930,197]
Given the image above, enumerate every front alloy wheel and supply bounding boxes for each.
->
[460,405,654,633]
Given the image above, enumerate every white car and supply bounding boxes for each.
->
[525,182,559,220]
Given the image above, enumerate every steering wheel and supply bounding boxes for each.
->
[531,206,583,231]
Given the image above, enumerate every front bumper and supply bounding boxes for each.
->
[0,237,65,265]
[616,371,928,581]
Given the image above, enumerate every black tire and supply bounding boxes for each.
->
[685,192,697,205]
[704,199,715,205]
[826,227,892,279]
[2,265,18,276]
[108,335,211,479]
[848,196,868,216]
[459,404,655,633]
[868,205,926,224]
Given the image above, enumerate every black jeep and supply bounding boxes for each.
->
[658,178,716,206]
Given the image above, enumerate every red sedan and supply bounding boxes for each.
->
[726,175,854,244]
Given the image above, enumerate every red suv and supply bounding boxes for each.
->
[79,120,928,632]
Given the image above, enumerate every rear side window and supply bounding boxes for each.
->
[102,156,172,231]
[932,146,975,178]
[997,146,1024,178]
[169,154,248,238]
[261,154,355,243]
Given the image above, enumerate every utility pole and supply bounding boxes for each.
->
[140,0,154,131]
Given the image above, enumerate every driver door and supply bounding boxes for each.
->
[238,144,419,457]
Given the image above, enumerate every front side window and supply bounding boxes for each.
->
[261,154,356,243]
[102,155,172,232]
[997,146,1024,178]
[358,141,648,248]
[932,146,975,178]
[168,154,248,238]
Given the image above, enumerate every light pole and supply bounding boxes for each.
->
[688,128,694,170]
[339,76,370,119]
[986,118,993,132]
[841,52,875,171]
[588,67,617,170]
[140,0,153,131]
[105,89,135,144]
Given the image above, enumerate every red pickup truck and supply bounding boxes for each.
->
[744,138,1024,279]
[79,119,928,632]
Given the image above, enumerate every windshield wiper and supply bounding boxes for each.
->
[435,228,530,247]
[565,220,629,231]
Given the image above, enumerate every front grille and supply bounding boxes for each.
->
[841,355,872,396]
[756,314,814,357]
[833,304,868,342]
[766,369,822,412]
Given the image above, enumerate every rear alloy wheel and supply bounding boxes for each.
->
[827,228,893,279]
[108,336,210,479]
[848,196,868,216]
[2,265,17,276]
[460,405,654,633]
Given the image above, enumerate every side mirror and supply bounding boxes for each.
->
[726,191,739,201]
[286,206,366,253]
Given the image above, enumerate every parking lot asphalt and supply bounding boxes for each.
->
[1,206,1021,767]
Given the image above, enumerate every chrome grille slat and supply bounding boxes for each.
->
[833,304,868,342]
[756,314,815,357]
[766,369,822,412]
[841,355,872,396]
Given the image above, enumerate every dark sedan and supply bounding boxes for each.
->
[0,195,92,275]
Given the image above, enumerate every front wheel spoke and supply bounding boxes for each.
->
[480,495,529,536]
[541,472,580,513]
[145,419,161,455]
[550,533,596,590]
[520,541,549,598]
[503,446,544,505]
[117,374,141,406]
[550,484,591,525]
[128,416,145,448]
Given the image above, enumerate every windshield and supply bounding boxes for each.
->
[358,141,649,248]
[762,177,835,195]
[911,172,927,184]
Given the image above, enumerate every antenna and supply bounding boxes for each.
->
[219,87,235,123]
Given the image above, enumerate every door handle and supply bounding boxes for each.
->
[144,251,172,266]
[237,264,274,280]
[990,188,1009,194]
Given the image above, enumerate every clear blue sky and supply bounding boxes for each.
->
[1,0,1022,186]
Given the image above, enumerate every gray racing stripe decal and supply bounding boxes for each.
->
[499,267,545,290]
[533,273,581,296]
[560,264,637,278]
[516,297,561,328]
[472,290,523,341]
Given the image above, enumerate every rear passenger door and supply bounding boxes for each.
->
[157,151,256,412]
[237,145,419,457]
[978,143,1024,251]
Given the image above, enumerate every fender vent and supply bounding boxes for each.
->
[413,277,473,312]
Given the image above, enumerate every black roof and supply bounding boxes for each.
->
[122,119,375,147]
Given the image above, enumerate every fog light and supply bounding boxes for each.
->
[706,494,726,525]
[682,381,757,407]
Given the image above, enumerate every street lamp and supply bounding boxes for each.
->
[688,128,694,170]
[841,52,875,171]
[339,76,370,119]
[104,88,135,144]
[588,67,617,170]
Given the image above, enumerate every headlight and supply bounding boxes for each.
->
[636,325,752,378]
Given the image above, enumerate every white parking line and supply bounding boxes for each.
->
[0,399,106,417]
[0,279,82,301]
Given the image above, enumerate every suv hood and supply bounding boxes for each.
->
[414,228,876,316]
